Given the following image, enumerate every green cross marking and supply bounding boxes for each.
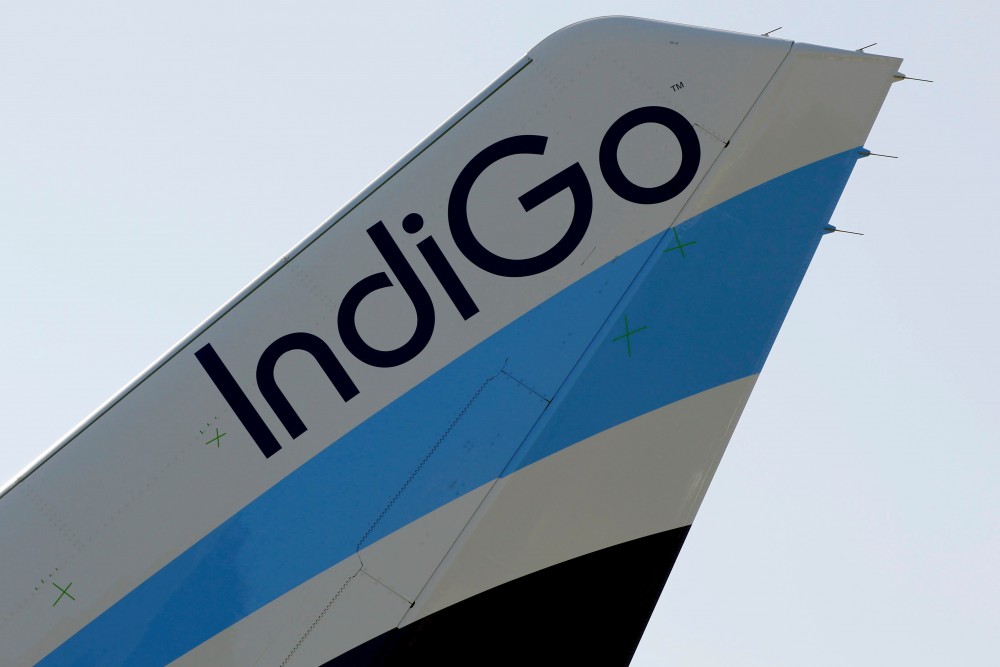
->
[52,582,75,607]
[205,428,227,448]
[663,226,696,257]
[611,314,648,358]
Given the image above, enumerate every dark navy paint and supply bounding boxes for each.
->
[323,526,691,666]
[198,106,686,458]
[599,105,701,205]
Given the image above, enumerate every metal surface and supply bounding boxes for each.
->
[0,17,901,666]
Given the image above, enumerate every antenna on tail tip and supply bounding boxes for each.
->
[894,72,934,83]
[858,150,898,159]
[824,226,865,236]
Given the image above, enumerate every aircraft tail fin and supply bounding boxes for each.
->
[0,17,900,666]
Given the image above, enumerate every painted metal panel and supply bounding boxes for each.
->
[402,376,758,625]
[172,374,752,663]
[0,17,901,666]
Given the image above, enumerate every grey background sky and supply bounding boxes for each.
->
[2,1,996,665]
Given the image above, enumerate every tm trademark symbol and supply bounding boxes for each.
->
[671,81,685,91]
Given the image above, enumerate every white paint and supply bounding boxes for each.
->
[685,42,901,218]
[403,375,756,625]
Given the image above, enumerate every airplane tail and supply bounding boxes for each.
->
[0,17,901,666]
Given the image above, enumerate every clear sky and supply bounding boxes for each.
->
[2,1,997,665]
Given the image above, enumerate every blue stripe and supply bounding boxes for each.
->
[507,147,861,470]
[40,148,861,665]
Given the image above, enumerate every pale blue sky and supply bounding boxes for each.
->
[2,1,996,664]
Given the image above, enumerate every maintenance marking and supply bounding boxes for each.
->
[52,582,75,607]
[663,226,696,257]
[612,314,648,359]
[204,428,226,448]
